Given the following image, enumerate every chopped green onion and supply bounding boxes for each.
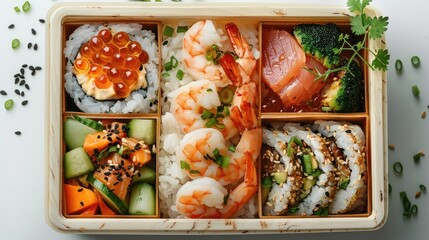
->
[393,162,403,174]
[170,55,178,68]
[177,26,188,33]
[413,152,424,161]
[163,26,174,37]
[22,1,31,13]
[213,148,220,157]
[176,69,184,80]
[411,56,420,67]
[219,87,234,105]
[314,207,329,216]
[228,145,236,153]
[400,191,412,214]
[403,211,412,217]
[201,109,214,120]
[288,207,299,213]
[206,50,215,61]
[411,204,418,215]
[215,123,225,130]
[223,106,230,117]
[4,99,14,110]
[12,39,20,49]
[207,88,213,92]
[164,61,173,71]
[97,145,119,161]
[302,155,313,174]
[321,106,332,112]
[211,44,219,52]
[287,136,303,157]
[221,156,230,168]
[388,183,392,194]
[395,59,403,72]
[311,168,323,178]
[205,118,218,128]
[262,176,273,187]
[223,192,230,205]
[339,178,351,190]
[161,72,170,78]
[420,184,427,192]
[180,160,190,170]
[412,85,420,97]
[14,6,20,12]
[189,169,201,174]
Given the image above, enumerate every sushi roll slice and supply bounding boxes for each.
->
[314,120,367,214]
[64,23,159,113]
[261,123,337,216]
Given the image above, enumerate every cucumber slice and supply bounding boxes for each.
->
[72,115,104,131]
[273,172,287,184]
[127,119,156,145]
[64,147,94,179]
[86,174,129,214]
[132,166,156,185]
[129,182,156,215]
[64,118,98,150]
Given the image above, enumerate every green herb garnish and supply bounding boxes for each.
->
[163,25,174,37]
[12,39,20,49]
[411,204,418,215]
[180,160,190,170]
[393,162,403,174]
[177,26,188,33]
[4,99,14,110]
[22,1,31,13]
[189,170,201,174]
[420,184,427,192]
[288,207,299,213]
[413,152,424,161]
[395,59,402,72]
[412,85,420,97]
[411,56,420,67]
[228,145,236,153]
[14,6,20,12]
[176,69,184,80]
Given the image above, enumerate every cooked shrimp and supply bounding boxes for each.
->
[182,20,230,87]
[176,127,261,186]
[219,53,258,132]
[168,80,239,140]
[175,152,257,218]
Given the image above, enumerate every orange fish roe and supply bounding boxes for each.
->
[73,29,148,98]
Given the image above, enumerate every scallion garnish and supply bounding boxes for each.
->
[411,56,420,67]
[321,106,332,112]
[4,99,14,110]
[205,118,218,128]
[177,26,188,33]
[163,26,174,37]
[171,55,178,68]
[12,39,20,49]
[219,87,234,105]
[22,1,31,13]
[180,160,190,170]
[206,49,215,61]
[412,85,420,97]
[176,69,184,80]
[393,162,403,174]
[420,184,427,192]
[189,169,201,174]
[164,61,173,71]
[207,88,213,92]
[395,59,403,72]
[201,109,214,120]
[14,6,20,12]
[339,178,350,190]
[228,145,236,153]
[288,207,299,213]
[413,151,425,161]
[221,156,230,168]
[211,44,219,52]
[161,72,170,78]
[411,204,418,215]
[223,106,230,116]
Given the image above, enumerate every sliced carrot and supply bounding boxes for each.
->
[83,132,111,157]
[95,191,116,215]
[79,203,98,216]
[64,184,98,215]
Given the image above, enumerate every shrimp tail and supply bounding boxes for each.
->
[230,103,257,132]
[219,53,243,86]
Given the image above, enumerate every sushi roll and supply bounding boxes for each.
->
[64,23,159,113]
[262,123,337,216]
[314,120,367,214]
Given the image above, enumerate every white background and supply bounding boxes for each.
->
[0,0,427,239]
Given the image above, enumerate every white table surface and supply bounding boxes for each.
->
[0,0,427,239]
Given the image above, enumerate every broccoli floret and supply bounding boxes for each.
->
[321,60,364,113]
[293,23,341,68]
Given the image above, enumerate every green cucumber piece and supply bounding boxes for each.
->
[339,178,350,190]
[303,177,317,191]
[132,166,156,185]
[127,119,156,145]
[261,176,273,204]
[64,118,98,150]
[129,182,156,215]
[86,174,129,214]
[64,147,94,179]
[302,154,313,174]
[72,115,104,131]
[287,136,303,157]
[273,172,287,184]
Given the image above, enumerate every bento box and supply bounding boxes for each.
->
[45,2,388,234]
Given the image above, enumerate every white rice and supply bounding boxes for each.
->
[64,23,159,113]
[159,21,259,218]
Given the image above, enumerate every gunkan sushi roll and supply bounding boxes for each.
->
[64,23,159,113]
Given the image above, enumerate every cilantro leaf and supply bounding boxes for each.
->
[372,49,390,71]
[361,0,372,11]
[369,16,389,39]
[350,15,369,35]
[348,0,372,14]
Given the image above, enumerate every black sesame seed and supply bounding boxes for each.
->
[31,70,35,76]
[104,177,109,181]
[27,42,32,49]
[24,84,30,90]
[107,137,112,142]
[113,130,119,134]
[18,74,25,79]
[113,182,119,186]
[15,89,20,95]
[104,172,111,176]
[163,40,168,45]
[22,64,28,68]
[125,172,131,178]
[14,131,21,135]
[35,66,42,71]
[39,19,45,23]
[19,80,25,86]
[77,188,83,192]
[117,176,123,181]
[80,201,84,206]
[20,68,25,75]
[31,28,36,35]
[115,136,121,141]
[120,160,124,166]
[21,91,24,97]
[100,164,105,169]
[8,24,15,29]
[164,96,167,102]
[21,100,28,106]
[137,172,141,177]
[345,130,352,133]
[33,43,38,51]
[127,165,133,170]
[29,65,34,71]
[149,102,153,107]
[15,78,19,84]
[0,90,7,96]
[325,192,330,197]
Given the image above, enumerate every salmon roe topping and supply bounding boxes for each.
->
[73,29,149,97]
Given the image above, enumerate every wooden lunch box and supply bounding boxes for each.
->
[45,2,388,234]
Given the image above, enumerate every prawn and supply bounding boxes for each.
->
[182,21,257,87]
[175,152,257,218]
[176,127,261,186]
[168,80,239,140]
[219,53,258,132]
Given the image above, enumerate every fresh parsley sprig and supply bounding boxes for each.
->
[314,0,390,81]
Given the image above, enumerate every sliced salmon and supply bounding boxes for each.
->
[277,56,327,109]
[262,29,306,92]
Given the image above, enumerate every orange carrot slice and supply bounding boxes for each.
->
[79,203,98,216]
[64,184,98,215]
[83,132,111,157]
